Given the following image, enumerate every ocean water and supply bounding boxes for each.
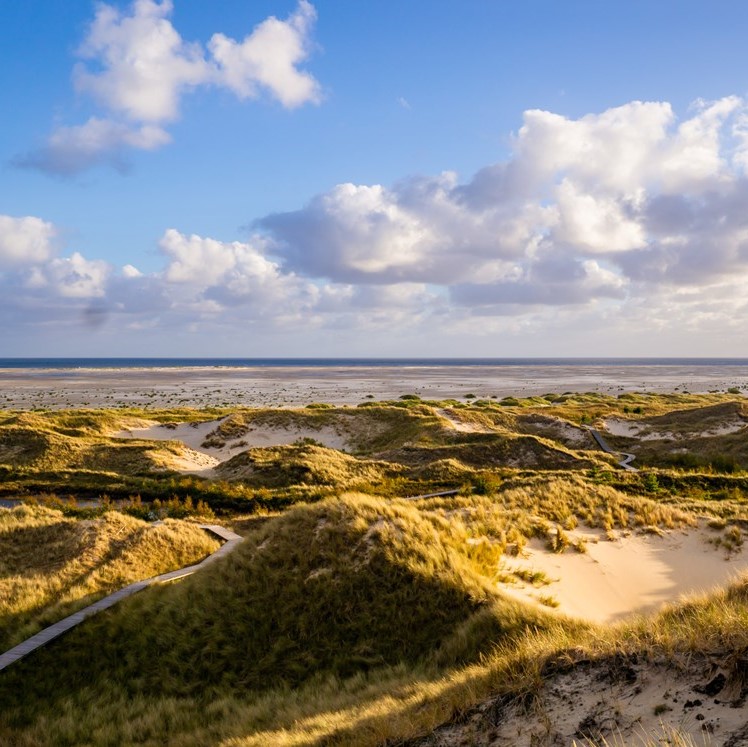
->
[1,357,748,370]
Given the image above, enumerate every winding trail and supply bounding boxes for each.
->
[0,524,242,673]
[588,427,639,472]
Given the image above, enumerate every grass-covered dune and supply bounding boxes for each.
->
[0,504,219,651]
[0,496,552,690]
[1,394,747,513]
[378,433,598,471]
[0,420,203,475]
[0,494,569,744]
[213,443,404,487]
[601,400,748,472]
[4,393,748,744]
[2,490,748,744]
[200,405,448,454]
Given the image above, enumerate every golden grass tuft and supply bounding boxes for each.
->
[213,443,401,488]
[0,504,219,650]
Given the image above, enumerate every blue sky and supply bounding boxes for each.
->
[2,0,748,356]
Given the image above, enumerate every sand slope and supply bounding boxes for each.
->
[417,649,748,746]
[114,417,353,474]
[501,524,748,624]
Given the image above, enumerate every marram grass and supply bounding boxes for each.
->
[0,504,219,650]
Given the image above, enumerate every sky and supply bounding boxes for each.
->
[2,0,748,357]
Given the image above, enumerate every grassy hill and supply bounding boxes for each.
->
[0,504,219,651]
[2,394,748,745]
[0,494,569,744]
[213,443,403,488]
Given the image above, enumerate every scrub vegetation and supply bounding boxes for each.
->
[2,392,748,744]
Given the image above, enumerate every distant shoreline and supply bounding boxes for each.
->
[0,361,746,410]
[2,357,748,371]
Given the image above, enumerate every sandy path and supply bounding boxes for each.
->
[500,525,748,624]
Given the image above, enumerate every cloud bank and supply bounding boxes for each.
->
[17,0,321,175]
[5,96,748,354]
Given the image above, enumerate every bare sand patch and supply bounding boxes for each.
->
[704,420,746,436]
[603,417,678,441]
[604,417,647,438]
[500,525,748,624]
[434,408,495,433]
[114,417,351,474]
[604,414,747,441]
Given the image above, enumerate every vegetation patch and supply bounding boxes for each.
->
[0,504,219,651]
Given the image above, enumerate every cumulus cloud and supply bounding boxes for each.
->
[9,96,748,353]
[21,0,321,175]
[26,252,111,298]
[159,228,313,312]
[209,0,321,108]
[0,215,57,266]
[261,95,748,318]
[74,0,210,122]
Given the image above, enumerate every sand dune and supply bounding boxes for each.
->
[114,417,352,474]
[501,524,748,624]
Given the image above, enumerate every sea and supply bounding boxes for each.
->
[1,357,748,370]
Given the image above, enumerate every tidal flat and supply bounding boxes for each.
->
[1,361,747,409]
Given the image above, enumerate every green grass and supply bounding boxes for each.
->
[5,567,748,745]
[0,504,219,651]
[213,443,403,488]
[2,396,748,745]
[0,493,573,744]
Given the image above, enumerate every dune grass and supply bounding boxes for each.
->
[2,396,748,744]
[4,571,748,745]
[0,493,572,743]
[213,443,404,488]
[0,504,219,651]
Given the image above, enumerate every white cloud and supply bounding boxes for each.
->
[160,228,280,288]
[209,0,321,108]
[9,96,748,354]
[553,179,645,253]
[21,0,321,175]
[40,253,111,298]
[15,118,171,176]
[262,95,748,311]
[74,0,209,122]
[158,228,312,313]
[0,215,57,266]
[122,264,143,278]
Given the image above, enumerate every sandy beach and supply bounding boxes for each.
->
[0,362,747,409]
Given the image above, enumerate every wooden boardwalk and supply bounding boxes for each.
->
[588,427,639,472]
[0,524,242,673]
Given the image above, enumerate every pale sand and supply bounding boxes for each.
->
[443,653,748,745]
[434,408,495,433]
[604,416,746,441]
[0,363,746,409]
[500,525,748,624]
[114,417,352,474]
